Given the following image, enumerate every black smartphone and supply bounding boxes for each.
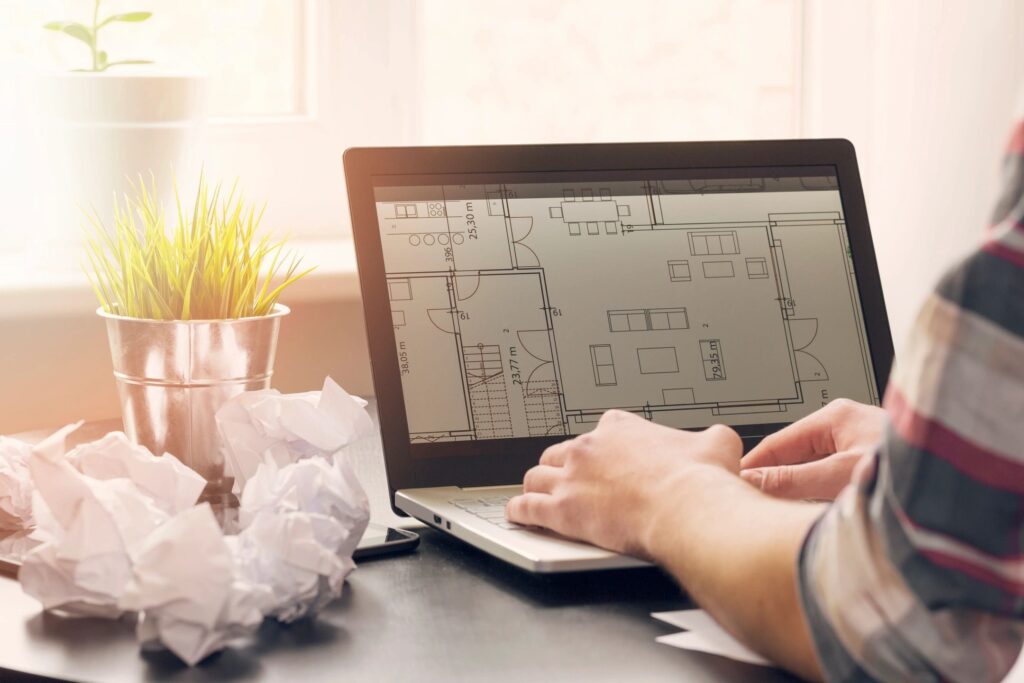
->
[353,523,420,560]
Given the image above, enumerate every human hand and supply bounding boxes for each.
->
[505,410,743,557]
[740,399,886,501]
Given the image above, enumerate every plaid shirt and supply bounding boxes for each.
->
[798,121,1024,682]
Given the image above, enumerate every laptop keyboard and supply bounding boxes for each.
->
[450,496,526,530]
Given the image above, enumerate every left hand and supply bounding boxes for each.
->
[740,399,886,501]
[505,410,743,557]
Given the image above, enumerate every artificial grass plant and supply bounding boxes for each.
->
[85,175,313,320]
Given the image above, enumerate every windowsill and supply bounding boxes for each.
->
[0,238,361,319]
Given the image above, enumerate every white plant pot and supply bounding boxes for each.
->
[36,72,207,259]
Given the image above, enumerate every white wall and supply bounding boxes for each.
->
[407,0,1024,351]
[411,0,803,144]
[805,0,1024,351]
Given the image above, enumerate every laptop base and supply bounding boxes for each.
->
[396,486,649,573]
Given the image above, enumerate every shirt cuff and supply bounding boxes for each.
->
[797,511,878,683]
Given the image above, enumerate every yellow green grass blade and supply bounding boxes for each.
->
[81,175,311,320]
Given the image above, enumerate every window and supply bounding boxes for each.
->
[0,0,803,309]
[0,0,310,118]
[0,0,414,265]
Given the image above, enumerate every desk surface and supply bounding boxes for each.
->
[0,527,798,683]
[3,410,799,682]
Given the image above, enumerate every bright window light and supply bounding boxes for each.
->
[414,0,802,144]
[0,0,308,118]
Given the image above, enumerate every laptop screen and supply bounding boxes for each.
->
[371,167,879,447]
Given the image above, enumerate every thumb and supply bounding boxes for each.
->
[740,452,863,501]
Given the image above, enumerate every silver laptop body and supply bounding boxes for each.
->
[397,486,647,572]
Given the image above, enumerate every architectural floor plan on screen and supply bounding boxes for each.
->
[375,177,878,443]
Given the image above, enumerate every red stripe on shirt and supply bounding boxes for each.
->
[886,388,1024,494]
[983,240,1024,268]
[1008,121,1024,155]
[892,502,1024,563]
[919,548,1024,597]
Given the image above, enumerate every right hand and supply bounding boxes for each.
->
[740,399,887,501]
[507,410,742,558]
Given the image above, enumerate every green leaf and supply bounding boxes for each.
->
[98,11,152,28]
[96,50,108,67]
[42,21,95,48]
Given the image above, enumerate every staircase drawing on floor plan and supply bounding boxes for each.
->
[376,175,878,442]
[463,344,514,439]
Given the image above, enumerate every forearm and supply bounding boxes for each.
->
[643,465,825,681]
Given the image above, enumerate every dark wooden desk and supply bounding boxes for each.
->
[2,409,798,682]
[0,526,798,683]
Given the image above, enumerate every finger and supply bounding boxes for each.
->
[522,464,563,494]
[505,492,560,528]
[539,440,572,466]
[741,410,839,469]
[598,409,634,426]
[741,451,864,501]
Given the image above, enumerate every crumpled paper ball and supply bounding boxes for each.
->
[0,436,35,531]
[232,456,370,622]
[217,376,375,493]
[8,377,373,666]
[66,432,205,516]
[123,504,273,665]
[19,436,174,618]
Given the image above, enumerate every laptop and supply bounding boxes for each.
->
[344,140,893,572]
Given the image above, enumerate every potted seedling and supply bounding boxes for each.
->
[40,1,206,255]
[84,176,313,503]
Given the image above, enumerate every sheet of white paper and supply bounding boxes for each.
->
[656,630,773,667]
[654,610,1024,677]
[1005,651,1024,682]
[652,609,773,668]
[652,609,722,633]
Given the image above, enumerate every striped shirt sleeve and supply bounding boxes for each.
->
[797,121,1024,683]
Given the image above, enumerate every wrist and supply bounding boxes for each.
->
[639,463,739,562]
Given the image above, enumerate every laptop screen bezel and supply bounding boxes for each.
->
[343,140,894,515]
